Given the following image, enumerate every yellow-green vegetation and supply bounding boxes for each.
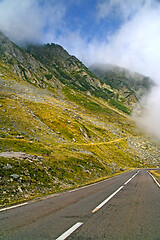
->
[0,59,159,207]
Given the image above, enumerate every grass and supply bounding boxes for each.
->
[0,138,141,207]
[109,99,131,115]
[0,138,52,155]
[63,87,106,113]
[44,73,52,80]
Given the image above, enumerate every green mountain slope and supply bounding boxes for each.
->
[26,43,101,90]
[90,64,153,108]
[0,32,159,206]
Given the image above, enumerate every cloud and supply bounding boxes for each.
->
[97,4,160,83]
[94,0,160,141]
[0,0,66,45]
[69,0,160,81]
[132,86,160,141]
[96,0,146,21]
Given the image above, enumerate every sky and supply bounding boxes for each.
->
[0,0,160,140]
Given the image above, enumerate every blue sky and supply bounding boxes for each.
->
[42,0,125,44]
[56,0,123,42]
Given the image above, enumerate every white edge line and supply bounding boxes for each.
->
[68,174,120,193]
[56,222,83,240]
[92,186,124,213]
[0,170,137,212]
[0,177,113,212]
[148,172,160,188]
[0,202,28,212]
[68,169,136,193]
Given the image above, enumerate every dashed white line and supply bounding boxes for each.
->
[92,171,139,213]
[67,169,136,194]
[124,171,139,185]
[56,222,83,240]
[92,186,124,213]
[148,172,160,188]
[0,202,28,212]
[124,177,132,185]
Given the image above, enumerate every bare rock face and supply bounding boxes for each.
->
[0,151,43,161]
[0,32,61,88]
[0,31,102,94]
[90,63,154,108]
[26,43,102,91]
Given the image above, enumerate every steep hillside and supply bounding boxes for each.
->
[0,32,134,115]
[90,64,153,108]
[26,44,101,91]
[0,31,61,89]
[0,32,159,206]
[26,45,134,114]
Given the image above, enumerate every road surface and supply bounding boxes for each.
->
[0,169,160,240]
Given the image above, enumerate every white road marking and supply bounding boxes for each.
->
[67,170,136,194]
[148,172,160,188]
[124,171,139,185]
[0,202,28,212]
[124,177,132,185]
[68,174,122,193]
[0,176,116,212]
[92,171,139,213]
[92,186,124,213]
[56,222,83,240]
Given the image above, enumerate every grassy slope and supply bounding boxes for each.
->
[0,61,159,206]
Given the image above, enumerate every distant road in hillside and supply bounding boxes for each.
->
[0,169,160,240]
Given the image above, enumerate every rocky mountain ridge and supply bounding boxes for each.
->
[90,63,153,107]
[1,31,152,114]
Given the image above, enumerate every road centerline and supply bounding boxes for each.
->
[56,222,83,240]
[92,171,139,213]
[124,171,139,185]
[92,185,124,213]
[124,177,132,185]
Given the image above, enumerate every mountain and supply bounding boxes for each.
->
[0,32,159,206]
[90,64,154,108]
[26,44,103,95]
[0,31,152,114]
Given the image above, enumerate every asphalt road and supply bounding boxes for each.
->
[0,169,160,240]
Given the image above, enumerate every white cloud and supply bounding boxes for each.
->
[95,0,160,141]
[96,0,146,21]
[133,86,160,141]
[0,0,66,45]
[100,5,160,83]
